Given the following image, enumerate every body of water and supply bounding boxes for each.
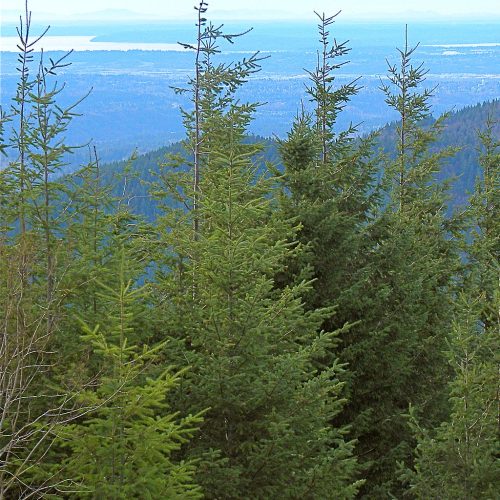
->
[1,19,499,165]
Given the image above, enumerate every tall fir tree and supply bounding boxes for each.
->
[276,11,382,494]
[403,119,499,499]
[151,5,362,497]
[277,11,380,323]
[339,29,460,497]
[0,5,89,493]
[1,5,200,496]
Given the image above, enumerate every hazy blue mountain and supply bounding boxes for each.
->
[93,100,498,220]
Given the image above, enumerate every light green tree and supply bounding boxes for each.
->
[152,5,362,497]
[55,256,203,498]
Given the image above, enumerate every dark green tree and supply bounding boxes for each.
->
[152,6,361,497]
[157,142,361,499]
[403,120,499,499]
[339,29,460,497]
[277,12,380,322]
[276,11,382,494]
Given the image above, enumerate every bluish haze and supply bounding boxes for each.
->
[2,0,500,21]
[0,5,499,165]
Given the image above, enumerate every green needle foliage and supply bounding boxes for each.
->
[277,10,381,494]
[1,5,200,496]
[403,121,499,499]
[343,29,461,498]
[0,5,90,494]
[1,2,497,498]
[158,144,360,498]
[55,256,203,498]
[152,6,361,497]
[276,14,384,384]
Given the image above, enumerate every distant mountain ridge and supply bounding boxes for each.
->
[377,99,499,205]
[79,99,500,219]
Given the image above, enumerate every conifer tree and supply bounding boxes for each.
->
[0,5,89,494]
[152,5,361,497]
[53,255,203,498]
[56,151,145,359]
[403,120,499,499]
[339,29,460,497]
[1,4,199,495]
[276,11,381,494]
[157,141,361,499]
[277,11,379,322]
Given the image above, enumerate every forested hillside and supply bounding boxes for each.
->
[377,99,500,204]
[91,100,499,220]
[0,3,498,499]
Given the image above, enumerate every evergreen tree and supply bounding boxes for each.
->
[152,6,361,497]
[55,150,147,362]
[403,120,499,499]
[3,2,496,497]
[0,6,89,494]
[277,11,379,322]
[1,5,200,496]
[339,29,460,497]
[54,255,203,498]
[276,11,382,494]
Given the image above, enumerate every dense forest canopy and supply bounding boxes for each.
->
[0,2,498,498]
[81,100,499,221]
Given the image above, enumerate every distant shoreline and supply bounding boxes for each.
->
[0,36,186,52]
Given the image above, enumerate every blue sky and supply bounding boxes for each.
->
[2,0,500,21]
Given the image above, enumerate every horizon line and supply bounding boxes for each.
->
[2,16,500,24]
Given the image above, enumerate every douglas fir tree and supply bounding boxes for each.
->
[343,29,461,497]
[152,4,362,498]
[403,119,499,499]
